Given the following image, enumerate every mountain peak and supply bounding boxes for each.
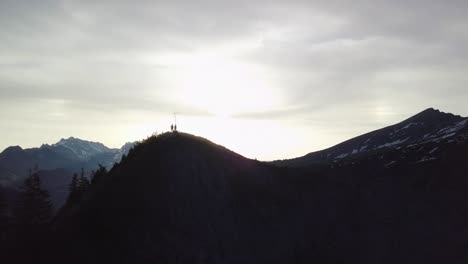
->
[276,108,468,167]
[51,137,114,161]
[1,145,24,155]
[56,136,83,144]
[54,137,104,147]
[121,132,249,170]
[404,107,463,124]
[132,132,236,155]
[419,107,447,116]
[423,107,438,112]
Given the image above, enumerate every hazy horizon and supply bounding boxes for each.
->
[2,1,468,160]
[1,107,465,161]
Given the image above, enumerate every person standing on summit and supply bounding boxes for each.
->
[170,113,178,132]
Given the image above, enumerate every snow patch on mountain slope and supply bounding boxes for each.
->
[335,153,349,159]
[393,122,420,133]
[377,138,410,149]
[50,137,114,161]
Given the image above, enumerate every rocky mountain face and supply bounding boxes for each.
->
[275,108,468,167]
[0,138,136,187]
[47,137,114,161]
[0,138,136,208]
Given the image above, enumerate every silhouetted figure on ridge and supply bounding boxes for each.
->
[173,113,178,132]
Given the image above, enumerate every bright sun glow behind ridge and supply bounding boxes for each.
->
[162,51,283,117]
[136,49,298,160]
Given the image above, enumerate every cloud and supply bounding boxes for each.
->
[1,0,468,154]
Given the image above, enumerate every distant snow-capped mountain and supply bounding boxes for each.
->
[45,137,117,161]
[0,137,137,187]
[275,108,468,167]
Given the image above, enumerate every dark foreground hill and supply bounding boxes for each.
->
[53,133,297,264]
[34,131,468,264]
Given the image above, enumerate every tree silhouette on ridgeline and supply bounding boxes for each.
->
[66,173,80,206]
[78,168,90,194]
[65,168,92,208]
[65,166,107,208]
[91,164,108,185]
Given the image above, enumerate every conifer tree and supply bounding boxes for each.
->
[65,168,95,208]
[78,168,90,193]
[11,169,53,264]
[13,169,52,235]
[66,173,80,206]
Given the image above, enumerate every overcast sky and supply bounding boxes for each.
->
[1,0,468,160]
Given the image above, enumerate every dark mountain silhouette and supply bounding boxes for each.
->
[275,108,468,167]
[0,146,36,178]
[48,128,468,264]
[55,133,291,263]
[2,109,468,264]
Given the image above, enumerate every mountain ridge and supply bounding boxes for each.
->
[0,137,136,202]
[51,127,468,264]
[1,107,467,210]
[274,108,468,167]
